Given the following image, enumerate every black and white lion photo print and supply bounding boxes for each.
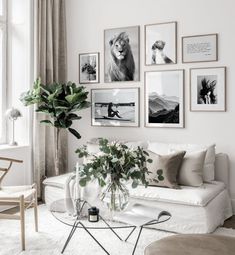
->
[145,22,177,65]
[79,53,99,84]
[104,26,140,82]
[91,88,139,127]
[145,70,184,128]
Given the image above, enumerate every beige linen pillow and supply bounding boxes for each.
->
[146,150,186,189]
[178,150,207,187]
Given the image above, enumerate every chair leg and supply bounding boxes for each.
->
[33,186,38,232]
[19,195,25,251]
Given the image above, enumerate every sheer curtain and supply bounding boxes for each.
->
[33,0,68,196]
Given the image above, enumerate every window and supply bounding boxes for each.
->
[0,0,6,143]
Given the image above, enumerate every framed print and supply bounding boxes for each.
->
[182,34,218,63]
[145,22,177,65]
[190,67,226,112]
[104,26,140,83]
[91,88,139,127]
[145,70,184,128]
[79,52,99,84]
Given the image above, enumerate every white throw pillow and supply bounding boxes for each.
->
[178,150,207,187]
[147,142,216,182]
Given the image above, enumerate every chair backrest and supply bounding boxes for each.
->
[0,157,23,187]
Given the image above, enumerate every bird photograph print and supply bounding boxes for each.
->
[145,22,177,65]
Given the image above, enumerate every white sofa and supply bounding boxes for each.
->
[43,140,233,234]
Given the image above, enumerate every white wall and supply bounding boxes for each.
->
[66,0,235,211]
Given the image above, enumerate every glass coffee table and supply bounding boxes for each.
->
[50,199,171,255]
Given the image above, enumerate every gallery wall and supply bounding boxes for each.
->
[66,0,235,211]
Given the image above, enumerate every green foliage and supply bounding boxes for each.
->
[75,138,153,188]
[20,78,90,139]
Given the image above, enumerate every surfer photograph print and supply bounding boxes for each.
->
[91,88,139,127]
[145,22,177,65]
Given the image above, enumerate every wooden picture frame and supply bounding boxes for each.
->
[190,67,226,112]
[91,88,140,127]
[182,34,218,63]
[79,52,99,84]
[145,70,184,128]
[145,21,177,66]
[104,26,140,83]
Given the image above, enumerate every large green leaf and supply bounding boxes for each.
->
[40,120,53,126]
[68,128,81,139]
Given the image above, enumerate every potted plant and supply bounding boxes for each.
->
[76,138,152,211]
[20,78,90,175]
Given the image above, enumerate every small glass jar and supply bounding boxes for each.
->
[88,207,99,222]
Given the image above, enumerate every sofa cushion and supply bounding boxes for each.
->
[177,150,206,187]
[146,150,186,189]
[127,181,225,206]
[43,173,72,189]
[147,142,216,182]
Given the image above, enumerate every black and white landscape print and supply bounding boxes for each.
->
[197,75,217,104]
[145,70,184,128]
[79,53,99,84]
[92,88,139,127]
[190,67,226,112]
[145,22,176,65]
[104,26,140,82]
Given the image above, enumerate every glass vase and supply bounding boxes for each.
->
[100,181,129,212]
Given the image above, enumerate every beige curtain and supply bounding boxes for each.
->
[33,0,68,196]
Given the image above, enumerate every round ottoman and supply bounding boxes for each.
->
[144,234,235,255]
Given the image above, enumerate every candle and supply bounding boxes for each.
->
[88,207,99,222]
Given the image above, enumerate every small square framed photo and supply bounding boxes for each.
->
[190,67,226,112]
[79,52,99,84]
[145,70,184,128]
[145,22,177,65]
[91,88,140,127]
[182,34,218,63]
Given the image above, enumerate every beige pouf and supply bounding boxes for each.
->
[144,234,235,255]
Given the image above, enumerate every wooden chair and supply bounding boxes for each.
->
[0,157,38,251]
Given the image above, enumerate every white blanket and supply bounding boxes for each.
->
[64,174,108,217]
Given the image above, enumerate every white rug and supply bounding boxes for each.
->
[0,205,235,255]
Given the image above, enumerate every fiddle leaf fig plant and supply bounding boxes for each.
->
[20,78,90,139]
[20,78,90,175]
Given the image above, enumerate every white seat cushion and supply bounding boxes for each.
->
[0,185,35,199]
[127,181,225,207]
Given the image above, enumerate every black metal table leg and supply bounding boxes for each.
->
[61,221,79,254]
[99,215,123,241]
[132,227,143,255]
[125,226,136,242]
[79,221,110,255]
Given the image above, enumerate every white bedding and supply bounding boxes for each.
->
[127,181,225,207]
